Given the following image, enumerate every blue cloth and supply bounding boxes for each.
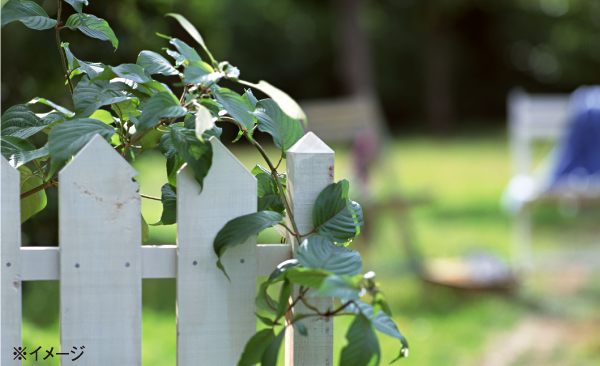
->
[549,86,600,189]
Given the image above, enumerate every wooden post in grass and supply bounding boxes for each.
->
[285,132,335,366]
[1,156,22,365]
[59,136,142,366]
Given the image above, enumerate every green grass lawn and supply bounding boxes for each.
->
[21,132,600,365]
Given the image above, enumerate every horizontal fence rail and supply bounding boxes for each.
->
[1,132,333,366]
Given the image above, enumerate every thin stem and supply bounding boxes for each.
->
[300,297,320,313]
[21,180,57,200]
[140,194,161,201]
[33,160,46,180]
[55,0,74,95]
[246,134,299,235]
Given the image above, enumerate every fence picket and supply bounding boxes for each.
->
[59,136,141,366]
[176,137,257,365]
[1,157,22,365]
[284,132,335,366]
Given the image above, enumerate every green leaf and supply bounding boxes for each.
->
[253,98,304,158]
[1,135,34,160]
[243,89,258,111]
[213,88,254,130]
[165,49,186,67]
[197,99,220,118]
[137,91,186,133]
[339,314,381,366]
[18,165,47,223]
[283,267,332,289]
[184,61,222,85]
[214,211,283,277]
[89,109,115,124]
[92,64,153,84]
[239,80,307,126]
[1,0,57,30]
[255,313,275,327]
[112,98,141,121]
[64,0,88,13]
[294,320,308,336]
[169,38,202,63]
[139,128,163,153]
[237,329,275,366]
[297,236,362,276]
[9,143,50,168]
[260,330,285,366]
[256,281,279,315]
[47,118,116,170]
[312,180,364,243]
[256,172,284,213]
[276,279,291,318]
[168,125,212,189]
[65,13,118,50]
[137,51,178,76]
[151,183,177,226]
[165,13,215,62]
[267,259,301,283]
[317,275,362,300]
[194,103,214,141]
[73,76,132,118]
[159,131,184,187]
[372,292,392,317]
[346,301,409,358]
[1,104,50,139]
[141,216,149,244]
[27,97,74,117]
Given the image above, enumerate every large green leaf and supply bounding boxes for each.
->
[317,275,362,300]
[158,131,184,187]
[213,88,254,130]
[283,267,332,289]
[139,128,163,153]
[168,125,212,189]
[296,235,362,276]
[256,281,279,315]
[12,144,49,168]
[111,98,141,121]
[214,211,283,278]
[137,91,186,133]
[65,13,118,50]
[92,64,153,84]
[346,301,409,361]
[169,38,202,63]
[260,330,285,366]
[47,118,116,169]
[253,98,304,157]
[184,61,222,85]
[267,259,301,283]
[27,97,74,117]
[256,172,284,213]
[312,179,364,243]
[64,0,88,13]
[339,314,381,366]
[73,76,132,118]
[0,104,52,139]
[151,183,177,226]
[239,80,307,126]
[137,51,178,76]
[165,13,214,62]
[1,135,35,160]
[62,43,104,79]
[1,0,57,30]
[19,166,47,223]
[237,329,275,366]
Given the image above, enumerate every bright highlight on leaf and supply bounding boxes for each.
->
[194,104,214,141]
[166,13,215,63]
[239,80,307,126]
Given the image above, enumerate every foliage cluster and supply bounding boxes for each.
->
[1,1,408,364]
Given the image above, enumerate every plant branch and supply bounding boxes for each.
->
[140,193,161,201]
[245,134,300,235]
[20,180,57,200]
[55,0,74,95]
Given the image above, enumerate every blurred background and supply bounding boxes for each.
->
[3,0,600,365]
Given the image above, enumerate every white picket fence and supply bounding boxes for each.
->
[1,132,335,366]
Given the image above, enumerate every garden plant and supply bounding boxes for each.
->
[1,0,409,364]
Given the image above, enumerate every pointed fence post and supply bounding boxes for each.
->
[285,132,335,366]
[176,137,257,365]
[1,157,22,365]
[59,136,141,366]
